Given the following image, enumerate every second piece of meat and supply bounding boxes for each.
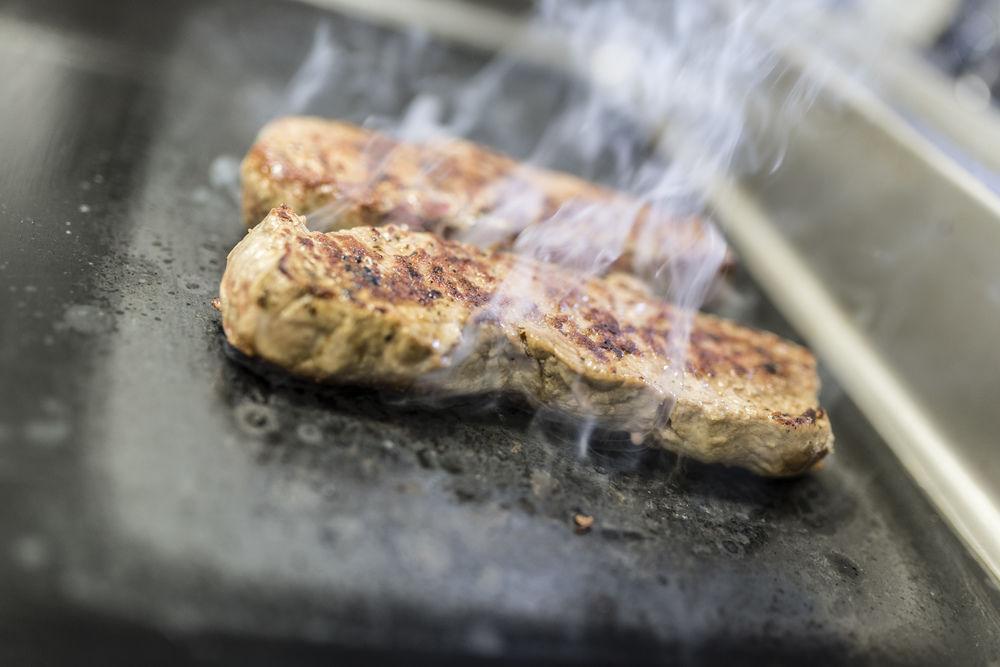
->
[220,206,832,477]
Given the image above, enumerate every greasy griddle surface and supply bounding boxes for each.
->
[0,0,997,665]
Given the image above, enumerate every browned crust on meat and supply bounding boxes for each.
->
[220,207,833,477]
[240,117,727,273]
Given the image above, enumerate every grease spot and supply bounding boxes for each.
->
[234,402,279,437]
[296,423,323,444]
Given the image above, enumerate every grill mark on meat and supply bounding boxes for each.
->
[293,239,497,310]
[314,234,653,366]
[546,314,608,362]
[239,117,734,277]
[277,249,293,279]
[770,408,825,427]
[220,208,833,477]
[582,308,639,359]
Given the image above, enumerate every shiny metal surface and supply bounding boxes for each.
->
[709,30,1000,586]
[0,0,998,664]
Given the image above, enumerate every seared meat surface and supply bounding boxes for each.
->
[220,207,832,477]
[240,117,717,273]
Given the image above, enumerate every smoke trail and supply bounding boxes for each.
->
[283,23,337,115]
[273,0,838,448]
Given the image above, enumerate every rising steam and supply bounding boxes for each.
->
[275,0,836,454]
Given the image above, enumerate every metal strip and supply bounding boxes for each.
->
[295,0,544,58]
[711,180,1000,584]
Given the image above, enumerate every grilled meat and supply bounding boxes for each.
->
[219,207,832,476]
[240,117,720,273]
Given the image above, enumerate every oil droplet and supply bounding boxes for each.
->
[234,401,279,437]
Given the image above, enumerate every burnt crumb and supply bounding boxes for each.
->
[762,362,779,374]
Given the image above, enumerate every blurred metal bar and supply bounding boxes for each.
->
[297,0,545,58]
[711,28,1000,582]
[711,178,1000,585]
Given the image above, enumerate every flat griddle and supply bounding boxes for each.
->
[1,0,998,664]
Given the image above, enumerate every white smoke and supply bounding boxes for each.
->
[278,0,842,452]
[282,23,337,115]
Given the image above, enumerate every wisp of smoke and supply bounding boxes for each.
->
[277,0,837,457]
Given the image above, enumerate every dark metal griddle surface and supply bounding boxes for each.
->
[1,0,998,664]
